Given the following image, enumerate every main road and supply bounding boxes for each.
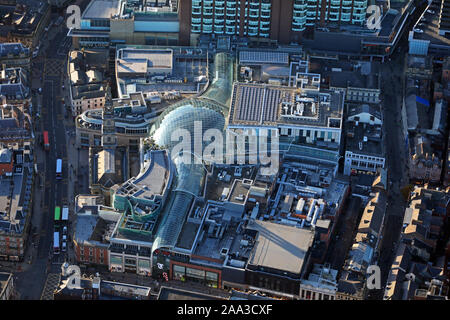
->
[13,19,71,299]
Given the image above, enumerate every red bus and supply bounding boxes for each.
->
[43,131,49,151]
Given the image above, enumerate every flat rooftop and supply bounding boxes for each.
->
[157,287,226,300]
[115,150,171,199]
[308,58,379,92]
[228,82,343,128]
[239,50,289,65]
[175,220,199,251]
[346,122,383,157]
[246,220,314,275]
[185,202,253,264]
[82,0,120,20]
[74,207,119,246]
[0,166,31,235]
[411,0,450,52]
[116,45,208,97]
[117,48,173,74]
[101,280,151,297]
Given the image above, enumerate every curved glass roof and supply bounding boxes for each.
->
[152,102,225,151]
[150,53,234,252]
[200,52,234,107]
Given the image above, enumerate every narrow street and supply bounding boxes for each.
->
[368,48,410,299]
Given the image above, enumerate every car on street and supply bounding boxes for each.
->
[413,29,424,33]
[62,241,67,252]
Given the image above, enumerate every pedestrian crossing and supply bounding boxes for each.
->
[44,59,64,77]
[40,273,61,300]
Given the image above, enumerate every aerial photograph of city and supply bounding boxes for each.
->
[0,0,449,309]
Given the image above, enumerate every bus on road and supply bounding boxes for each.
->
[53,231,60,255]
[56,158,62,179]
[54,206,61,222]
[62,206,69,222]
[43,131,49,151]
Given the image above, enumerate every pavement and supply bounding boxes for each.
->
[367,38,411,299]
[325,196,363,271]
[2,15,88,300]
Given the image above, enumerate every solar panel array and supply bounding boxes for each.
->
[239,51,289,65]
[236,85,263,123]
[231,84,283,125]
[229,83,344,128]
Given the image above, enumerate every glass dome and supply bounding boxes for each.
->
[152,100,226,153]
[150,53,234,252]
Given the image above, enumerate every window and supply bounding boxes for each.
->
[186,267,205,280]
[305,290,311,299]
[173,265,186,281]
[125,258,136,265]
[206,271,218,288]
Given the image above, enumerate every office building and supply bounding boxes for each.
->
[115,45,209,98]
[184,0,367,45]
[409,0,450,57]
[68,0,182,48]
[73,195,121,267]
[0,143,33,261]
[344,103,385,175]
